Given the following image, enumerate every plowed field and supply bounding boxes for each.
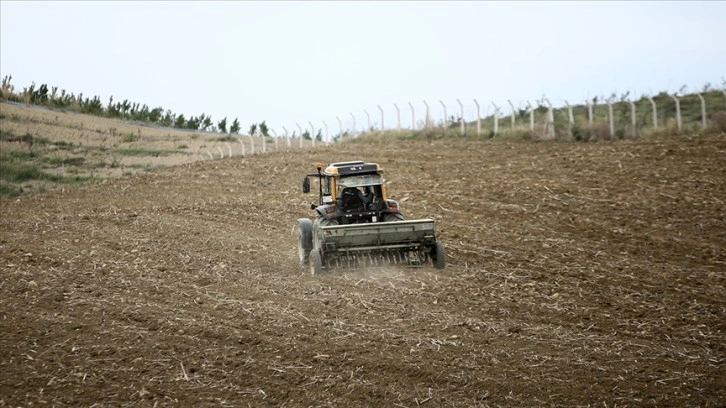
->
[2,130,725,407]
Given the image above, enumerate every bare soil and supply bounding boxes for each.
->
[1,123,725,406]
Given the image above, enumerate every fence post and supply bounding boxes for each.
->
[270,128,277,151]
[473,99,481,135]
[440,100,447,129]
[648,96,658,128]
[408,102,415,130]
[508,100,516,130]
[349,113,356,136]
[629,99,636,137]
[336,117,342,141]
[696,93,707,129]
[491,102,500,135]
[564,100,574,126]
[296,123,303,148]
[282,126,290,148]
[237,137,246,156]
[423,101,431,129]
[456,99,464,135]
[607,98,615,138]
[670,94,682,131]
[308,121,315,146]
[364,110,371,132]
[225,142,232,158]
[527,101,534,132]
[322,121,329,144]
[377,105,384,131]
[587,100,594,125]
[544,98,554,139]
[218,147,224,158]
[394,104,401,132]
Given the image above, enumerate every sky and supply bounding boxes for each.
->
[1,1,724,138]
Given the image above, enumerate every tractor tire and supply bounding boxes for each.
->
[297,218,313,266]
[315,216,339,227]
[310,249,323,276]
[383,212,404,222]
[432,240,446,270]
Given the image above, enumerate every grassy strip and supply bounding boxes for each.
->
[115,147,177,157]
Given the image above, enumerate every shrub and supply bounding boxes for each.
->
[711,112,726,133]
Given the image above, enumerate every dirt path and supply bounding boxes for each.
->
[1,135,725,407]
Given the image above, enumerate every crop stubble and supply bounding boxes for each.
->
[1,131,725,406]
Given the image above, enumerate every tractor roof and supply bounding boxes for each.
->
[324,161,383,177]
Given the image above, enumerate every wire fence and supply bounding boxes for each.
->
[220,89,726,158]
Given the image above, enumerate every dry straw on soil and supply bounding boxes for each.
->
[1,104,725,407]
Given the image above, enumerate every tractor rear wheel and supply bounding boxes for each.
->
[297,218,313,266]
[432,240,446,270]
[310,249,323,276]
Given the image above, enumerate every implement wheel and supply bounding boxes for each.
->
[310,249,323,276]
[297,218,313,266]
[432,240,446,270]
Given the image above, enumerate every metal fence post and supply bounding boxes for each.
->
[349,112,356,136]
[440,100,447,129]
[364,110,371,132]
[648,97,658,128]
[508,100,516,130]
[607,98,614,138]
[457,99,465,135]
[336,117,342,141]
[283,126,290,148]
[377,105,384,131]
[696,93,707,129]
[423,101,431,129]
[527,101,534,132]
[394,104,401,132]
[474,99,481,135]
[629,99,636,137]
[491,102,500,135]
[587,100,594,125]
[545,98,554,139]
[564,100,574,126]
[670,94,682,131]
[296,123,303,148]
[237,137,246,156]
[408,102,415,130]
[308,121,316,146]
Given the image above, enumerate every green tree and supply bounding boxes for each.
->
[218,117,228,133]
[249,123,258,136]
[186,115,200,130]
[161,110,174,127]
[174,114,186,128]
[201,114,213,131]
[230,118,240,134]
[259,121,269,137]
[149,107,163,123]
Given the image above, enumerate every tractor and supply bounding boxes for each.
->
[296,160,445,275]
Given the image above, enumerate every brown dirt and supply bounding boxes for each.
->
[1,131,725,407]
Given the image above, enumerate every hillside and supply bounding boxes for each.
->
[0,102,307,197]
[1,106,725,406]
